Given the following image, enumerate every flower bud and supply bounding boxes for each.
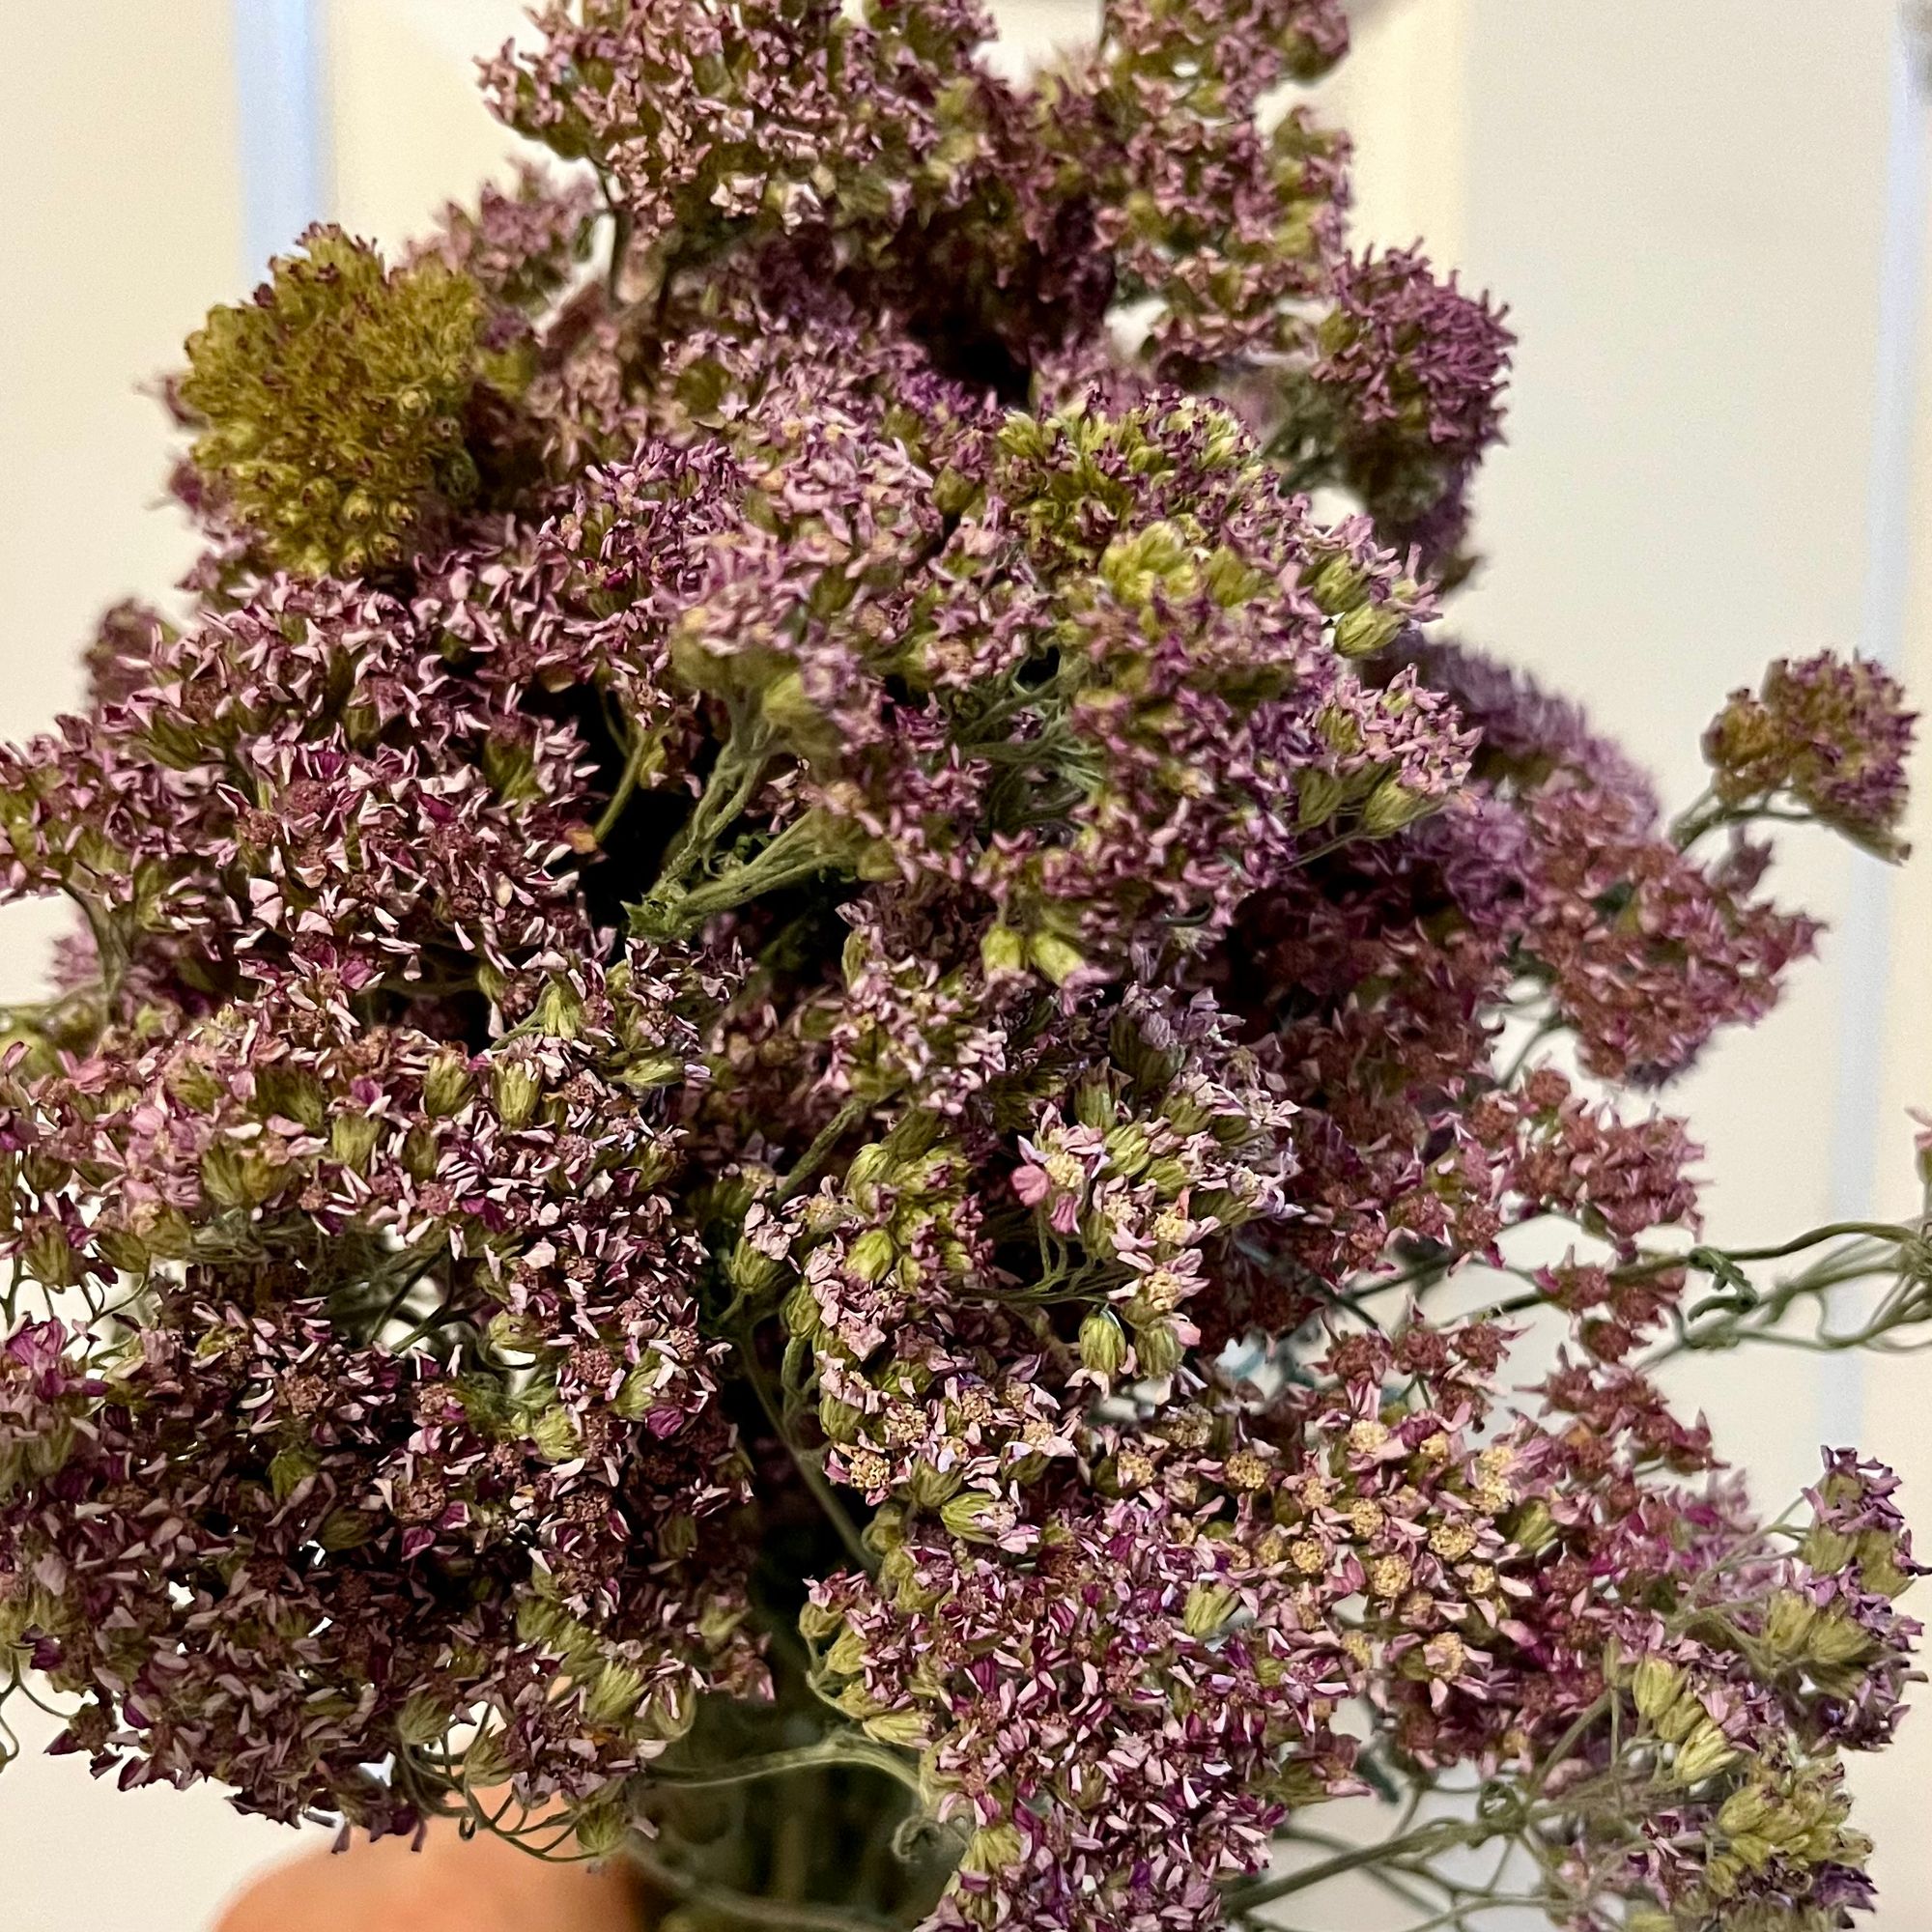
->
[612,1356,664,1420]
[1632,1656,1683,1722]
[1671,1718,1740,1785]
[1333,601,1406,658]
[460,1724,510,1791]
[1503,1499,1557,1555]
[269,1445,318,1504]
[1718,1785,1774,1836]
[726,1236,786,1296]
[959,1823,1024,1877]
[826,1623,868,1677]
[1028,932,1088,987]
[761,670,837,762]
[1134,1317,1185,1379]
[1181,1581,1240,1638]
[1078,1307,1128,1379]
[846,1142,893,1199]
[847,1228,896,1285]
[529,1404,581,1463]
[941,1491,1013,1545]
[395,1691,456,1749]
[1295,770,1350,829]
[980,923,1028,980]
[572,1800,632,1861]
[492,1062,543,1129]
[532,979,584,1040]
[818,1393,864,1443]
[422,1050,475,1118]
[1359,774,1435,838]
[906,1459,962,1509]
[781,1280,824,1338]
[861,1710,930,1748]
[797,1599,844,1643]
[583,1662,646,1728]
[1762,1590,1817,1660]
[1309,554,1371,615]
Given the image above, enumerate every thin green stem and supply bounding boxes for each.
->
[593,730,649,844]
[647,1738,922,1798]
[737,1323,876,1573]
[778,1098,869,1206]
[1224,1820,1480,1910]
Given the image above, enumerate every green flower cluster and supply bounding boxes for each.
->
[180,228,498,577]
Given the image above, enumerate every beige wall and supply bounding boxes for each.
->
[0,15,284,1926]
[0,2,1926,1924]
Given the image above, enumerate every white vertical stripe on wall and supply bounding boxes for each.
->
[231,0,331,268]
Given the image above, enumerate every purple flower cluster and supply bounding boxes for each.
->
[0,3,1920,1928]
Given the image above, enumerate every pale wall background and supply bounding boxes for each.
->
[0,2,1927,1925]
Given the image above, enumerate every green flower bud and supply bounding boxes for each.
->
[1632,1656,1684,1722]
[761,670,838,763]
[1671,1718,1740,1786]
[980,923,1028,979]
[611,1359,663,1420]
[1309,554,1371,615]
[583,1662,646,1729]
[1805,1610,1877,1668]
[1333,601,1406,658]
[1134,1317,1185,1379]
[316,1508,380,1551]
[1079,1307,1128,1379]
[1359,774,1435,838]
[797,1599,844,1643]
[94,1228,152,1276]
[1653,1688,1705,1746]
[20,1222,80,1290]
[572,1799,632,1861]
[861,1710,930,1748]
[394,1691,456,1749]
[460,1724,510,1791]
[1028,931,1088,987]
[781,1279,824,1338]
[847,1227,897,1285]
[269,1445,318,1505]
[422,1050,475,1118]
[1718,1784,1774,1836]
[826,1623,868,1677]
[1181,1581,1240,1638]
[726,1236,786,1296]
[486,1310,542,1356]
[1762,1589,1817,1659]
[818,1394,864,1443]
[959,1823,1024,1877]
[1503,1499,1557,1556]
[529,1404,581,1463]
[907,1459,963,1509]
[532,979,584,1040]
[1295,770,1350,829]
[940,1491,1012,1545]
[492,1062,543,1129]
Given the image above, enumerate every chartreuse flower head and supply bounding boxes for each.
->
[181,226,497,575]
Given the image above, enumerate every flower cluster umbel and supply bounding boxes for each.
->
[0,6,1922,1932]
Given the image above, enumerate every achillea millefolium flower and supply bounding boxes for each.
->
[0,5,1922,1930]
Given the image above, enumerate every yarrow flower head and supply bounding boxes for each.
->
[0,5,1920,1930]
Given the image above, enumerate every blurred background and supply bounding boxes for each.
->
[2,1,1929,1924]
